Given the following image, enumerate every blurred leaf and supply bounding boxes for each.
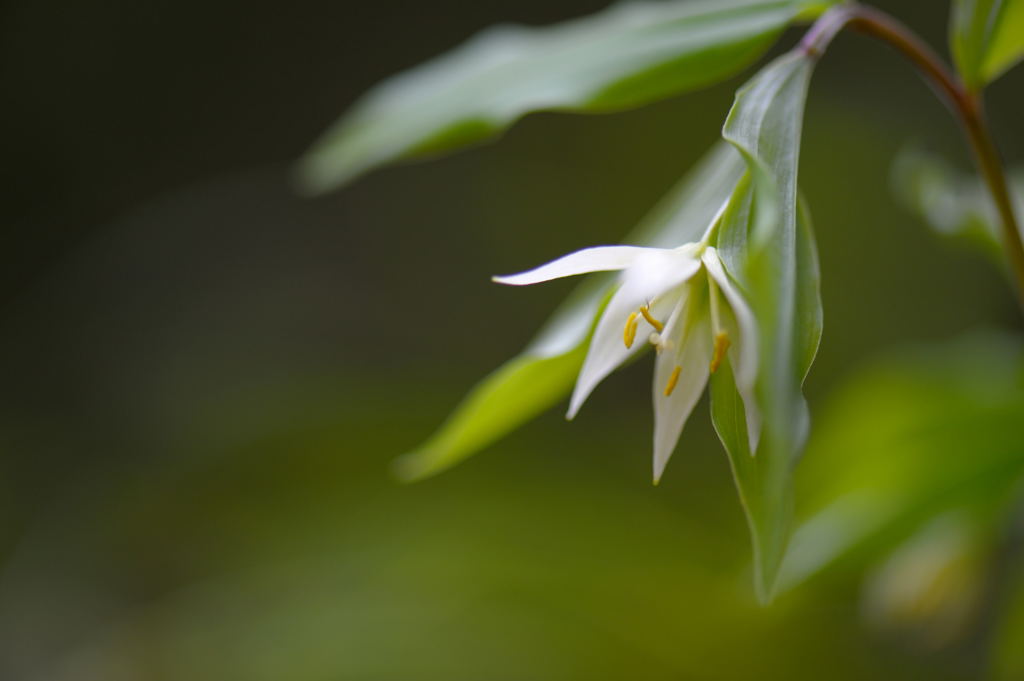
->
[951,0,1024,89]
[995,542,1024,680]
[297,0,838,192]
[396,142,745,480]
[983,0,1024,81]
[780,332,1024,591]
[709,50,820,601]
[861,511,993,649]
[892,148,1023,263]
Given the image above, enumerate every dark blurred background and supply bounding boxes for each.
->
[1,1,1022,679]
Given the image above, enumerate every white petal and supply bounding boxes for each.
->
[492,246,662,286]
[566,250,701,418]
[619,245,702,297]
[566,281,673,418]
[652,299,712,483]
[703,248,761,452]
[566,284,643,419]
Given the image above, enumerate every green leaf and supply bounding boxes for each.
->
[892,148,1022,264]
[951,0,1024,89]
[396,142,745,481]
[983,0,1024,80]
[779,332,1024,592]
[710,50,820,601]
[392,346,589,482]
[298,0,837,192]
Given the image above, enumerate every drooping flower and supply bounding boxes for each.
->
[493,223,759,483]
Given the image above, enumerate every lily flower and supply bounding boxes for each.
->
[493,228,759,483]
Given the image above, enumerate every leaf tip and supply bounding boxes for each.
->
[753,561,781,606]
[291,151,356,197]
[390,449,441,483]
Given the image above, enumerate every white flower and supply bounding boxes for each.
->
[494,230,760,483]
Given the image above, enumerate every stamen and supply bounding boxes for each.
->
[710,332,731,373]
[639,304,664,333]
[623,312,639,348]
[664,365,682,396]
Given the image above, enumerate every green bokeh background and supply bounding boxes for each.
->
[1,1,1022,679]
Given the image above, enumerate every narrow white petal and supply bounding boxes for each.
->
[493,246,661,286]
[566,279,646,418]
[652,301,712,483]
[703,248,761,452]
[620,246,702,297]
[566,251,700,418]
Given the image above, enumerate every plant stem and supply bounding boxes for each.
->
[804,4,1024,307]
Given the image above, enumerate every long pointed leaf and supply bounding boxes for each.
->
[299,0,837,192]
[709,50,821,601]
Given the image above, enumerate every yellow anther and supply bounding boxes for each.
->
[710,331,731,373]
[639,304,664,333]
[623,312,639,348]
[664,365,682,397]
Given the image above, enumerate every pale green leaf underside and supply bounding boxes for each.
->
[298,0,836,192]
[779,333,1024,592]
[396,143,745,481]
[951,0,1024,88]
[711,50,820,602]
